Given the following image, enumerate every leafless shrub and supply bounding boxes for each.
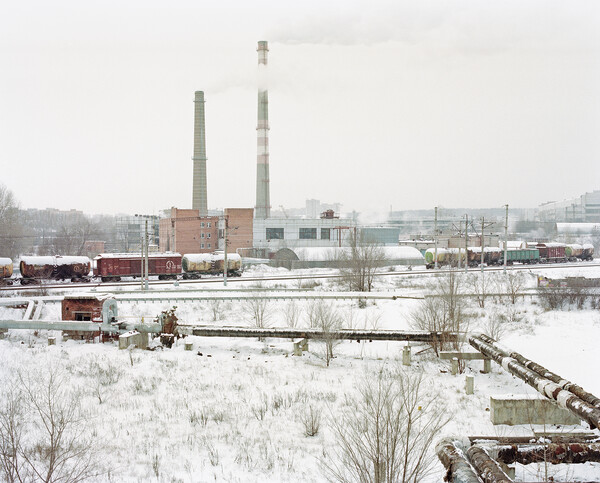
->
[503,271,528,304]
[244,298,272,330]
[300,406,322,437]
[481,311,507,341]
[323,367,450,483]
[467,273,493,308]
[410,271,467,358]
[538,288,568,311]
[282,301,301,329]
[311,301,343,367]
[0,367,103,483]
[209,300,223,321]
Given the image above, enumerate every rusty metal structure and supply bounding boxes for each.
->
[255,40,271,219]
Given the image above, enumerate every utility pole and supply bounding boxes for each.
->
[140,229,144,290]
[144,219,149,291]
[481,217,485,271]
[504,204,509,273]
[434,206,439,269]
[464,214,469,273]
[223,215,228,287]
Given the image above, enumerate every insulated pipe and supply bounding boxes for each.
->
[496,442,600,465]
[466,446,514,483]
[477,333,600,409]
[469,335,600,429]
[192,326,458,342]
[436,439,483,483]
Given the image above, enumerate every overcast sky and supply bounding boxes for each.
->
[1,0,599,216]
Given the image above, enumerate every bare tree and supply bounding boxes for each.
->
[312,301,343,367]
[0,368,102,483]
[0,184,24,259]
[410,271,467,357]
[323,367,450,483]
[282,300,301,329]
[18,367,101,483]
[243,298,272,330]
[337,231,386,292]
[0,384,29,482]
[467,272,493,309]
[503,271,527,305]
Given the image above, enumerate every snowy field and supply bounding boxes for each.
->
[1,264,599,482]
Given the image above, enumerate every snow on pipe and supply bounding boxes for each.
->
[465,446,514,483]
[191,326,458,342]
[496,442,600,465]
[469,335,600,429]
[476,333,600,409]
[436,439,482,483]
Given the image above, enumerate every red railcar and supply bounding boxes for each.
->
[536,243,567,263]
[94,253,182,282]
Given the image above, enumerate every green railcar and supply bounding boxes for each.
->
[504,248,539,264]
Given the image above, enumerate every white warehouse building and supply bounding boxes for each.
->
[253,217,356,251]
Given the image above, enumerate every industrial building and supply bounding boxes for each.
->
[537,190,600,223]
[158,208,218,254]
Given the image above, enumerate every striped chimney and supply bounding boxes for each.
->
[192,91,208,215]
[255,40,271,219]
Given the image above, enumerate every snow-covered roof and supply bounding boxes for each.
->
[556,223,600,234]
[20,256,90,266]
[183,253,241,263]
[0,257,12,266]
[95,252,181,259]
[293,246,424,261]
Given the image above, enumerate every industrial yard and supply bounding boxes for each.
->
[1,263,599,482]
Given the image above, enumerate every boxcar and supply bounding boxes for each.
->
[536,243,567,263]
[19,256,91,284]
[94,253,182,282]
[0,257,13,284]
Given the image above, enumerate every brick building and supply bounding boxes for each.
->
[159,208,218,254]
[224,208,253,253]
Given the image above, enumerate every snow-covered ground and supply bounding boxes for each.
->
[0,264,599,482]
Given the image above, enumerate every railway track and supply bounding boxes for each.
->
[1,261,599,293]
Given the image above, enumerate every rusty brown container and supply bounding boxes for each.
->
[20,256,91,282]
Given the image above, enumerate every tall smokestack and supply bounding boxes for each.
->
[192,91,208,215]
[255,41,271,219]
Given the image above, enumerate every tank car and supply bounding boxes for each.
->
[0,257,13,285]
[582,243,595,261]
[424,248,466,269]
[565,244,584,261]
[94,253,182,282]
[19,256,91,284]
[182,252,242,278]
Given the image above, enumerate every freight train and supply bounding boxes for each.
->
[425,242,594,269]
[0,252,243,285]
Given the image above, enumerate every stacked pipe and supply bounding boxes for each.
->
[469,334,600,429]
[476,333,600,409]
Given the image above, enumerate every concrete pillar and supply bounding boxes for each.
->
[184,341,193,351]
[451,357,459,375]
[300,338,308,352]
[465,375,474,395]
[48,337,56,346]
[483,358,491,374]
[402,346,411,366]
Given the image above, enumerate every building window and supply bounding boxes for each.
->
[201,243,204,249]
[201,233,205,238]
[299,228,317,239]
[201,222,205,228]
[207,222,211,227]
[321,228,331,240]
[266,228,284,240]
[207,243,211,248]
[207,233,211,238]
